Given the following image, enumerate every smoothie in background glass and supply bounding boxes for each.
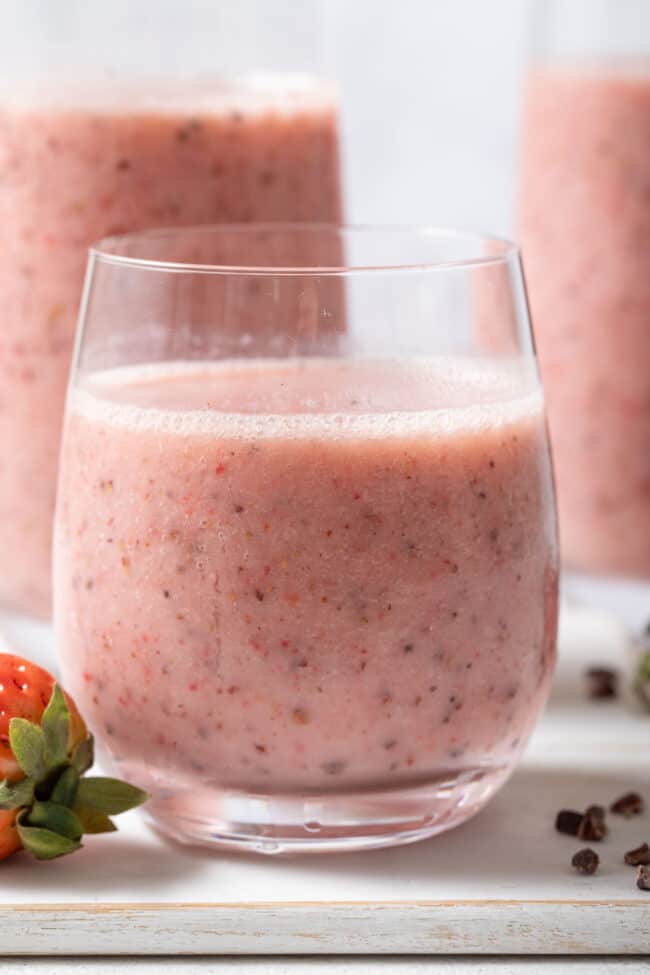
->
[0,77,342,619]
[53,225,558,853]
[519,64,650,579]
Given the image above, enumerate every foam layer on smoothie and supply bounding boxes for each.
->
[1,75,339,115]
[73,357,543,440]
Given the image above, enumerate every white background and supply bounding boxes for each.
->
[7,0,650,235]
[4,0,535,236]
[324,0,532,235]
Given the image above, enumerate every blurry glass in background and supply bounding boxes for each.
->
[518,0,650,627]
[0,0,343,624]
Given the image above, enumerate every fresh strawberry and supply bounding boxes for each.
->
[0,653,147,862]
[0,654,86,782]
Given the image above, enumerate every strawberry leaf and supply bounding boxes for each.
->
[9,719,46,782]
[41,684,71,770]
[634,650,650,686]
[71,735,94,775]
[0,776,34,810]
[76,777,148,815]
[73,804,117,834]
[50,766,80,807]
[26,801,83,841]
[16,810,82,860]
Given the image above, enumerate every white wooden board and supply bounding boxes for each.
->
[1,606,649,956]
[0,961,647,975]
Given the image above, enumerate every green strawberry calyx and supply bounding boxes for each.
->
[0,684,148,861]
[633,649,650,712]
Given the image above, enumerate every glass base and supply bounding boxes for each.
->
[144,764,512,855]
[563,570,650,633]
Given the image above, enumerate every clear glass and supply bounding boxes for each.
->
[519,0,650,629]
[0,0,341,624]
[54,224,558,854]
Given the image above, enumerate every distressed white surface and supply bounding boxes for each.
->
[1,608,649,955]
[0,959,648,974]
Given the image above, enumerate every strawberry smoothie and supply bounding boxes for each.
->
[54,358,558,816]
[519,64,650,577]
[0,78,342,618]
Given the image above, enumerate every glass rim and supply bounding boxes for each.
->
[89,223,520,277]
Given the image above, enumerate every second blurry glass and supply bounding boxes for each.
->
[519,0,650,622]
[0,1,342,621]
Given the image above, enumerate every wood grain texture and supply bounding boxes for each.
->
[3,901,650,955]
[0,959,647,975]
[1,607,648,956]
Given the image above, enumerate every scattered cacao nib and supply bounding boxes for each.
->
[556,806,608,841]
[321,759,347,775]
[624,843,650,867]
[636,865,650,891]
[578,805,608,842]
[585,667,618,699]
[572,848,599,875]
[555,809,583,837]
[610,792,645,818]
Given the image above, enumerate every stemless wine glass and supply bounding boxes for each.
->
[519,0,650,627]
[54,224,558,854]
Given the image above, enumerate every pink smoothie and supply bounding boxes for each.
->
[0,79,342,617]
[519,64,650,577]
[54,357,557,797]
